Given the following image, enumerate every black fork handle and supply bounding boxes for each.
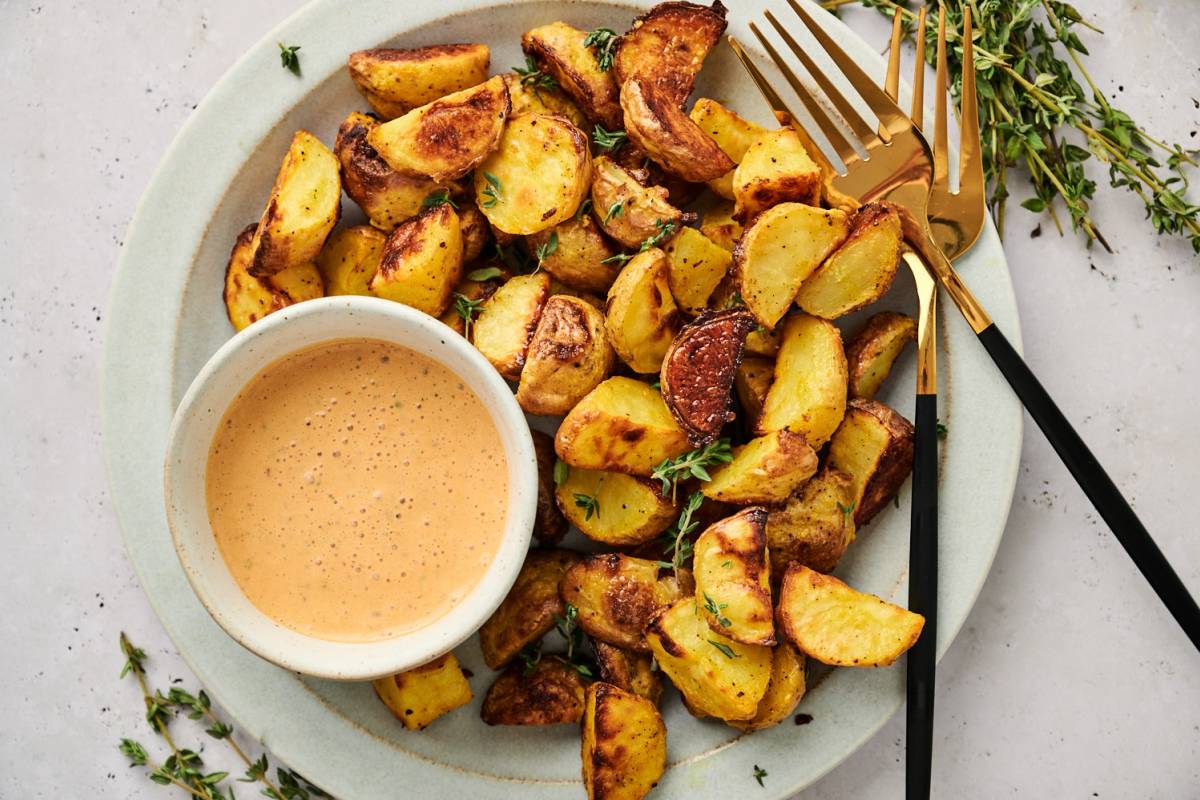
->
[906,392,938,800]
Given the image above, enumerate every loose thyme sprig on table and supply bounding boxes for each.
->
[823,0,1199,254]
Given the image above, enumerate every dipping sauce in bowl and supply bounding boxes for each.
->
[205,338,508,643]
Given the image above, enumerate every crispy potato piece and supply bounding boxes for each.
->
[732,128,822,223]
[335,112,452,232]
[369,204,463,315]
[734,357,773,423]
[659,308,755,445]
[846,311,916,400]
[766,467,857,578]
[348,44,491,119]
[224,224,323,331]
[592,642,663,705]
[479,549,582,669]
[560,554,684,651]
[481,658,587,725]
[645,598,772,720]
[247,131,341,277]
[502,72,588,131]
[698,201,743,252]
[368,76,510,182]
[613,1,728,105]
[690,98,769,199]
[526,214,622,293]
[828,398,915,525]
[556,376,691,475]
[734,202,850,329]
[472,272,551,380]
[729,643,806,732]
[703,430,818,505]
[581,682,667,800]
[315,225,385,296]
[795,203,903,319]
[517,295,615,415]
[532,430,569,545]
[591,156,684,249]
[475,114,592,236]
[372,653,473,731]
[457,203,491,263]
[777,564,924,667]
[522,22,622,129]
[554,467,677,546]
[621,78,733,183]
[605,248,683,374]
[438,268,508,335]
[756,314,848,447]
[664,226,732,315]
[693,508,774,645]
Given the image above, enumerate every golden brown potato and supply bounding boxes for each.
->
[581,682,667,800]
[549,279,606,310]
[437,268,508,335]
[224,224,323,331]
[479,548,582,669]
[728,643,806,732]
[369,203,464,315]
[776,564,924,667]
[556,376,691,475]
[372,652,473,731]
[702,430,818,505]
[368,76,510,183]
[766,467,857,579]
[590,156,684,249]
[247,131,341,277]
[698,201,743,252]
[560,554,684,651]
[621,78,733,183]
[827,398,915,526]
[348,44,491,120]
[474,114,592,236]
[734,357,773,423]
[690,98,769,200]
[592,642,663,705]
[457,203,491,263]
[692,508,774,645]
[522,22,622,129]
[795,202,904,319]
[846,311,916,400]
[745,325,782,358]
[613,0,728,105]
[472,272,551,380]
[517,295,615,415]
[659,308,756,445]
[532,430,569,545]
[734,202,850,329]
[502,72,588,131]
[756,313,848,448]
[645,598,772,721]
[664,226,732,315]
[732,128,822,223]
[554,467,677,546]
[526,214,622,293]
[481,658,587,726]
[315,225,385,296]
[605,248,683,374]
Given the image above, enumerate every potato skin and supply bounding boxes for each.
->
[554,466,677,546]
[522,22,622,129]
[621,78,733,183]
[532,430,569,545]
[559,554,683,651]
[766,467,857,579]
[369,203,464,316]
[517,295,615,415]
[756,313,849,448]
[605,248,684,374]
[590,156,684,249]
[479,548,583,669]
[846,311,916,400]
[372,653,473,731]
[795,202,904,319]
[526,214,622,293]
[732,127,822,223]
[702,429,818,506]
[828,398,915,525]
[693,507,775,645]
[224,224,323,331]
[472,272,551,380]
[592,642,663,705]
[481,658,587,726]
[613,0,728,106]
[728,643,806,732]
[348,44,491,119]
[315,225,385,296]
[581,682,668,800]
[690,98,768,199]
[698,201,743,252]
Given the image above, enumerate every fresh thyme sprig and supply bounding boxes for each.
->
[604,200,625,223]
[553,603,595,677]
[553,459,570,486]
[535,231,559,264]
[453,293,485,339]
[583,27,619,72]
[592,124,628,153]
[466,266,503,282]
[480,172,503,209]
[703,592,732,628]
[514,56,558,92]
[640,219,677,251]
[651,438,733,499]
[708,639,739,659]
[655,491,704,573]
[277,43,301,76]
[421,188,458,210]
[753,764,768,787]
[573,492,600,521]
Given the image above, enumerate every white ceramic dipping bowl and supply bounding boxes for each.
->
[164,296,538,681]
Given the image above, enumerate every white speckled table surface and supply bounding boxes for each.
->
[2,1,1198,797]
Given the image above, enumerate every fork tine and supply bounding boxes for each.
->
[884,8,902,102]
[912,6,927,128]
[958,6,984,196]
[933,6,950,190]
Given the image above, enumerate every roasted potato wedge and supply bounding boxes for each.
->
[664,226,732,315]
[472,272,551,380]
[690,98,769,199]
[613,0,728,105]
[605,248,683,374]
[315,225,385,296]
[645,598,772,721]
[247,130,341,277]
[846,311,916,400]
[526,214,622,292]
[475,113,592,235]
[438,268,508,335]
[369,203,464,315]
[733,357,773,424]
[554,467,677,546]
[702,430,818,505]
[795,202,904,319]
[592,642,664,705]
[556,377,691,475]
[734,202,850,329]
[533,430,569,545]
[698,201,743,252]
[348,44,491,119]
[693,508,774,645]
[827,398,915,525]
[777,564,924,667]
[368,76,510,183]
[502,71,588,131]
[481,658,587,725]
[560,554,683,650]
[729,643,806,732]
[732,128,822,223]
[590,156,684,249]
[522,22,622,129]
[621,78,733,183]
[659,308,756,445]
[479,548,582,669]
[457,203,491,263]
[581,682,668,800]
[756,313,848,448]
[517,295,615,415]
[372,652,473,731]
[224,224,323,331]
[766,467,857,578]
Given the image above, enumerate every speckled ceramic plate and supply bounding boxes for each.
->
[102,1,1023,796]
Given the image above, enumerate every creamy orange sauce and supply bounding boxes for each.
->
[206,338,508,642]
